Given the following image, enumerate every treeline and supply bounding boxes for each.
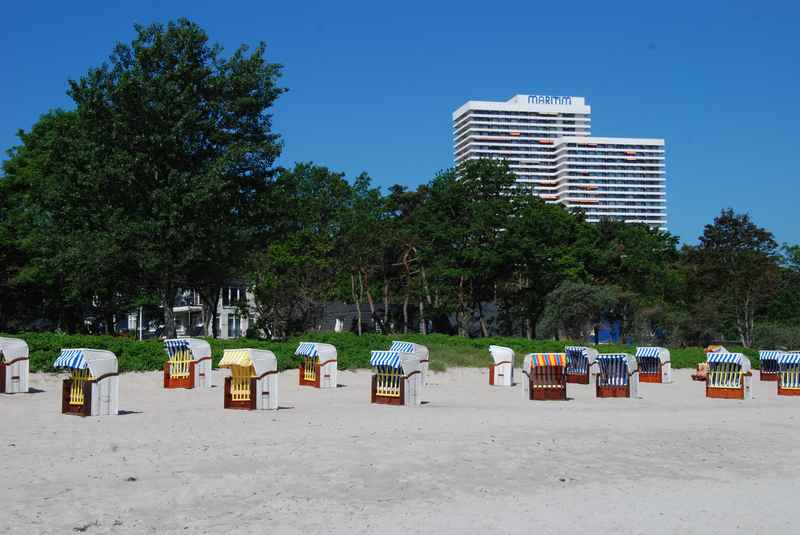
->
[1,19,798,347]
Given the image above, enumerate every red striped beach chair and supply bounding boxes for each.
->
[523,353,567,400]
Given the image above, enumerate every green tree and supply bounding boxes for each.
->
[249,163,350,337]
[763,244,800,329]
[687,209,780,346]
[384,184,431,333]
[502,195,588,338]
[68,19,285,337]
[337,173,386,335]
[1,110,141,333]
[416,159,517,337]
[537,281,622,340]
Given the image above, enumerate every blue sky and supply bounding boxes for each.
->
[2,1,798,244]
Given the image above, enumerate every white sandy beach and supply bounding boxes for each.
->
[1,368,798,534]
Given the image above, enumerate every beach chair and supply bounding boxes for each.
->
[389,341,429,385]
[218,349,279,410]
[758,350,783,382]
[634,346,671,383]
[163,338,214,389]
[295,342,337,388]
[369,349,423,407]
[596,353,639,398]
[488,345,514,386]
[0,337,29,394]
[777,352,800,396]
[523,353,567,400]
[54,349,119,416]
[706,352,752,400]
[564,346,598,384]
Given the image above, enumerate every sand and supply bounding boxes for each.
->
[1,368,798,534]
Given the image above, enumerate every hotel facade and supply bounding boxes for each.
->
[453,95,666,229]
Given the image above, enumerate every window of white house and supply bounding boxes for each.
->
[227,315,241,338]
[222,286,246,307]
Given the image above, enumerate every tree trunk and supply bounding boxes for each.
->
[457,276,468,337]
[420,265,433,306]
[104,311,116,336]
[403,293,409,334]
[383,277,389,331]
[199,287,221,338]
[363,270,376,332]
[163,287,177,338]
[419,300,426,335]
[525,318,534,340]
[739,295,754,347]
[351,272,362,336]
[477,302,489,338]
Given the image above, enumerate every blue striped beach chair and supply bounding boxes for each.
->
[759,350,783,382]
[706,352,752,400]
[596,353,639,398]
[777,352,800,396]
[54,348,119,416]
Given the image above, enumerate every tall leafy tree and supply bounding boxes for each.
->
[763,244,800,329]
[1,110,141,333]
[385,184,431,333]
[67,19,285,336]
[337,173,386,335]
[249,163,350,337]
[687,209,780,346]
[416,159,517,336]
[502,195,587,338]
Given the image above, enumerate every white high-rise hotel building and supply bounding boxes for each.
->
[453,95,666,229]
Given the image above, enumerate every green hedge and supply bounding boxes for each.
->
[3,331,761,373]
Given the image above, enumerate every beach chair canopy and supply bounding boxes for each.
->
[597,353,638,373]
[53,348,118,376]
[778,352,800,367]
[635,346,670,363]
[488,345,514,365]
[370,350,419,375]
[565,346,596,364]
[759,350,783,363]
[218,348,277,376]
[526,353,567,367]
[389,341,429,361]
[294,342,337,360]
[163,338,211,361]
[0,337,29,360]
[707,352,751,372]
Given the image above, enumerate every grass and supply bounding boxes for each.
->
[3,330,761,373]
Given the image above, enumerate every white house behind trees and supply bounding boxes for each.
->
[127,285,257,340]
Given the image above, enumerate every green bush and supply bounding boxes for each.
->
[754,322,800,349]
[2,331,763,373]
